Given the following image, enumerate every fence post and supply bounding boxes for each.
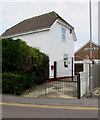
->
[54,61,57,81]
[72,57,74,82]
[77,73,81,99]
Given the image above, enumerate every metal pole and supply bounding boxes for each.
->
[72,57,73,82]
[54,61,57,81]
[77,73,81,99]
[89,0,93,97]
[90,0,92,56]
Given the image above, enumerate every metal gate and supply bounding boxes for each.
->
[53,60,77,98]
[23,78,78,98]
[23,60,78,98]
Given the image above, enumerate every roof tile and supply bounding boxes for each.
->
[2,11,74,37]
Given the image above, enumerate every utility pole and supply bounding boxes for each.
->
[89,0,93,97]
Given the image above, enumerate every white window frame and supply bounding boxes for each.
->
[61,28,66,41]
[63,54,68,60]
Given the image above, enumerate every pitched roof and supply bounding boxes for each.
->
[2,11,74,37]
[74,40,100,54]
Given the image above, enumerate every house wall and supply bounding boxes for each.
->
[49,21,74,78]
[13,21,74,78]
[14,30,51,55]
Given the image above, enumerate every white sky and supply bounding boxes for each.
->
[0,0,98,51]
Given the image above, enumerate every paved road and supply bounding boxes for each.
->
[2,103,99,118]
[1,94,99,119]
[2,94,99,107]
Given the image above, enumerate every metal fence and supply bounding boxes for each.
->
[53,60,77,98]
[23,59,78,98]
[92,63,100,89]
[23,78,77,98]
[76,61,100,99]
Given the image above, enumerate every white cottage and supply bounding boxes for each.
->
[2,11,77,79]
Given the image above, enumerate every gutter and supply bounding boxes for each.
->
[1,27,50,39]
[72,30,77,41]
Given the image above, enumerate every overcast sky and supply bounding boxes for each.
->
[0,1,98,51]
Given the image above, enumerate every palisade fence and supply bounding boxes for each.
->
[77,61,90,99]
[92,63,100,89]
[77,61,100,99]
[77,72,88,99]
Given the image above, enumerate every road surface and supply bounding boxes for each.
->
[1,102,99,118]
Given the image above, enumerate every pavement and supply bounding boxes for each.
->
[1,94,99,107]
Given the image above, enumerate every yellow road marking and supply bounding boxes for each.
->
[0,102,99,110]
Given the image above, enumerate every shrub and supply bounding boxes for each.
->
[35,54,49,84]
[2,38,49,95]
[2,72,37,95]
[2,73,23,95]
[2,38,21,72]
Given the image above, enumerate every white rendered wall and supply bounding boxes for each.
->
[13,21,74,78]
[80,72,87,97]
[49,21,74,78]
[14,30,51,55]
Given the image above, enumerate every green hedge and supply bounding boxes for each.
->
[2,38,49,95]
[2,72,37,95]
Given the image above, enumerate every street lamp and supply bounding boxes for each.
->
[89,0,93,97]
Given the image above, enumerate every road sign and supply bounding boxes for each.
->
[89,56,94,61]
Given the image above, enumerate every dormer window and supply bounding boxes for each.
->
[62,28,66,41]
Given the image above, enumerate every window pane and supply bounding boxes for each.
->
[62,28,66,40]
[62,28,66,34]
[62,34,66,40]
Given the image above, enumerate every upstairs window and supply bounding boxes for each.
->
[62,28,66,41]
